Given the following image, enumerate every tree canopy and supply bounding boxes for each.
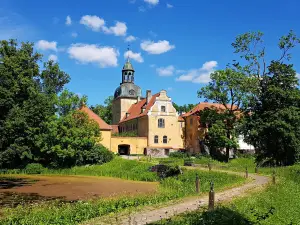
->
[0,40,113,169]
[90,96,113,124]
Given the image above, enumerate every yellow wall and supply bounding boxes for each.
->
[99,130,112,150]
[110,136,148,154]
[147,90,184,149]
[184,115,207,153]
[112,98,138,125]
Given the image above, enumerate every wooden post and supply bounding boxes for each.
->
[208,181,215,211]
[272,169,276,184]
[195,173,200,193]
[245,167,248,178]
[255,166,258,174]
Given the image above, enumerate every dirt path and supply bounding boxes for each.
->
[84,169,270,225]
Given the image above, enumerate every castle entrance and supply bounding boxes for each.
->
[118,144,130,155]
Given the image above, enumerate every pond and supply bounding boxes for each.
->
[0,175,158,208]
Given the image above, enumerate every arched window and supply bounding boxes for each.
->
[154,135,158,144]
[158,118,165,128]
[163,136,168,144]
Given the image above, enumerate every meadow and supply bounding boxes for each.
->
[0,157,244,225]
[150,158,300,225]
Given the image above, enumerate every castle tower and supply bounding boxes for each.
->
[112,58,142,125]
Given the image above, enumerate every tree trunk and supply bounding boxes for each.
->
[226,130,230,162]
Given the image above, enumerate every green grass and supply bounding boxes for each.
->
[150,161,300,225]
[0,157,244,225]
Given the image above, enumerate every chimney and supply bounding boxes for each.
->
[126,112,130,118]
[137,96,141,102]
[146,90,152,104]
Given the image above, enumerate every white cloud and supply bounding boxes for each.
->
[48,54,58,62]
[68,44,119,68]
[141,40,175,54]
[144,0,159,5]
[71,32,78,38]
[124,50,144,63]
[297,73,300,79]
[167,87,173,91]
[66,15,72,26]
[176,69,186,74]
[125,35,136,42]
[156,65,175,76]
[80,15,105,31]
[176,61,218,83]
[103,21,127,36]
[36,40,57,51]
[166,3,173,8]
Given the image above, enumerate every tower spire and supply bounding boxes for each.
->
[127,44,130,62]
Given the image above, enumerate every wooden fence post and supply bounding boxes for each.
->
[208,181,215,211]
[195,173,200,193]
[245,167,248,178]
[272,169,276,184]
[255,166,258,174]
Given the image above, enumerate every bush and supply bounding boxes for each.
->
[25,163,45,174]
[76,144,114,166]
[169,151,190,158]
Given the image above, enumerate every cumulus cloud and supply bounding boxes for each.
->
[166,3,173,8]
[125,35,136,42]
[48,54,58,62]
[66,15,72,25]
[124,50,144,63]
[103,21,127,36]
[36,40,57,51]
[144,0,159,5]
[156,65,175,76]
[176,61,218,83]
[68,44,119,68]
[80,15,105,31]
[297,73,300,80]
[141,40,175,54]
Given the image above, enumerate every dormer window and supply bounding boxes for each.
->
[161,106,166,112]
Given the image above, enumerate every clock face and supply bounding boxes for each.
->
[129,89,135,95]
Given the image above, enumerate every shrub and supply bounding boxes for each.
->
[25,163,45,174]
[76,144,114,166]
[169,151,190,158]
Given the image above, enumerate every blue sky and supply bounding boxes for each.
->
[1,0,300,106]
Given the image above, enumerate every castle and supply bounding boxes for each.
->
[81,58,185,156]
[81,59,253,156]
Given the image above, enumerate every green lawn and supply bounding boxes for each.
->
[0,157,244,225]
[150,160,300,225]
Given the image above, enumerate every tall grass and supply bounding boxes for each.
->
[0,158,244,225]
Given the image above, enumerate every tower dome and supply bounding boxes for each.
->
[114,58,142,100]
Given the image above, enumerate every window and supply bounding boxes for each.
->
[163,136,168,144]
[161,106,166,112]
[190,118,193,125]
[158,118,165,128]
[154,135,158,143]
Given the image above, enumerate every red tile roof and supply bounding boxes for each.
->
[178,116,184,122]
[181,102,237,118]
[119,93,160,123]
[79,106,112,130]
[111,125,119,134]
